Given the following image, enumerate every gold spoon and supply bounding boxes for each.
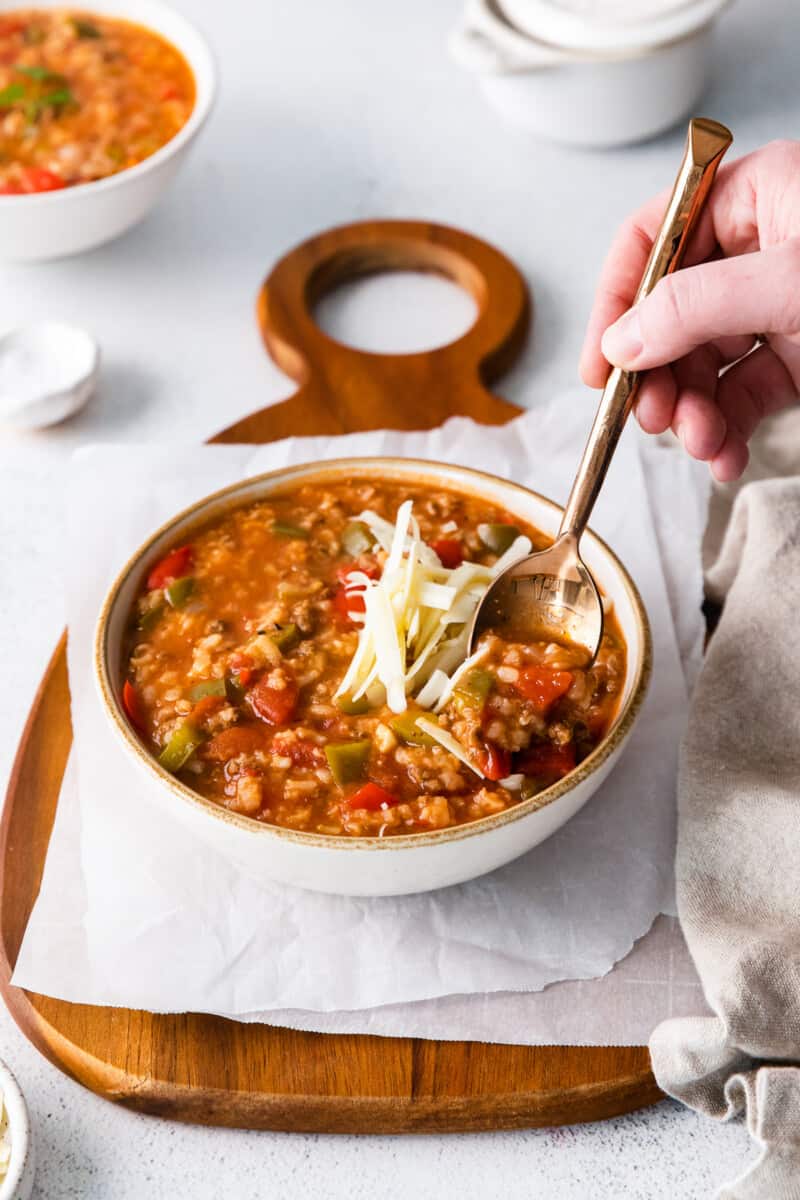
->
[469,117,733,663]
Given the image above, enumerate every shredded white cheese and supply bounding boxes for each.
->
[336,504,513,714]
[334,501,530,764]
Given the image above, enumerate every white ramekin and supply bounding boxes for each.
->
[0,0,216,261]
[0,1059,34,1200]
[449,0,730,147]
[95,458,651,897]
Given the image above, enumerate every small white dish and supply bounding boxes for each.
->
[0,1058,35,1200]
[0,322,99,430]
[450,0,730,147]
[95,458,651,898]
[0,0,216,261]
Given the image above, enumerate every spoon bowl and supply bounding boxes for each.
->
[470,531,603,662]
[470,117,732,662]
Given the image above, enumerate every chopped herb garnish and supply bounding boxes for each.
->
[14,64,65,83]
[0,67,76,121]
[0,83,25,107]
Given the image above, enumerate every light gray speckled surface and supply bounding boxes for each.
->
[2,0,794,1192]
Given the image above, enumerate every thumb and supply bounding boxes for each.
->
[600,240,800,370]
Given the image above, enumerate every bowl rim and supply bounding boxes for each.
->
[0,0,217,204]
[94,456,652,853]
[0,1056,32,1200]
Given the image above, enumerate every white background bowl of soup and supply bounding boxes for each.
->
[95,459,652,897]
[0,0,216,261]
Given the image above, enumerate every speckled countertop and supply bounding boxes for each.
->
[1,0,794,1193]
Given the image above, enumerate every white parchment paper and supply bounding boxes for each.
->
[13,397,710,1042]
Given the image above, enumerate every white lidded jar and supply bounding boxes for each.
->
[449,0,731,147]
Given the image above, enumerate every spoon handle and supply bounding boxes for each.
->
[559,117,733,542]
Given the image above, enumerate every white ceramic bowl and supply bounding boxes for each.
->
[450,0,728,147]
[0,1059,34,1200]
[95,458,651,897]
[0,0,216,261]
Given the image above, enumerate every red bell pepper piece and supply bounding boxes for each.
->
[514,668,573,714]
[343,782,399,812]
[122,680,145,733]
[333,584,366,624]
[430,538,463,569]
[147,544,194,590]
[477,741,511,781]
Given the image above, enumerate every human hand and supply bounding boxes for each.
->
[580,140,800,481]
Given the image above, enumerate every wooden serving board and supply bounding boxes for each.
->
[0,220,662,1131]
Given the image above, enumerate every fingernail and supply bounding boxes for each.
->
[601,308,643,365]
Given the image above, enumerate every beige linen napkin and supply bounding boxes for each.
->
[650,411,800,1199]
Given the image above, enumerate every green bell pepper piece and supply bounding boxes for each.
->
[451,668,494,712]
[189,678,228,702]
[269,623,299,653]
[478,523,520,556]
[336,694,371,716]
[272,520,309,539]
[165,575,195,608]
[137,602,164,633]
[389,712,436,747]
[324,740,371,786]
[158,722,205,772]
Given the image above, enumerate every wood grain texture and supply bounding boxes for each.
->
[0,220,662,1131]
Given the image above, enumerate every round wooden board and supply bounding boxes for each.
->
[0,220,661,1132]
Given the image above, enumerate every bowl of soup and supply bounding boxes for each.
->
[95,459,651,896]
[0,0,215,258]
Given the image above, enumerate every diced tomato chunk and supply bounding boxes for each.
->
[516,741,576,780]
[201,725,270,762]
[147,544,194,590]
[122,680,145,732]
[430,538,463,569]
[1,168,67,195]
[271,735,323,767]
[514,668,573,714]
[343,782,399,812]
[158,82,181,101]
[20,167,65,193]
[248,671,299,725]
[477,741,511,781]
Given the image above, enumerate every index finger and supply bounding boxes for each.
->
[578,184,718,388]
